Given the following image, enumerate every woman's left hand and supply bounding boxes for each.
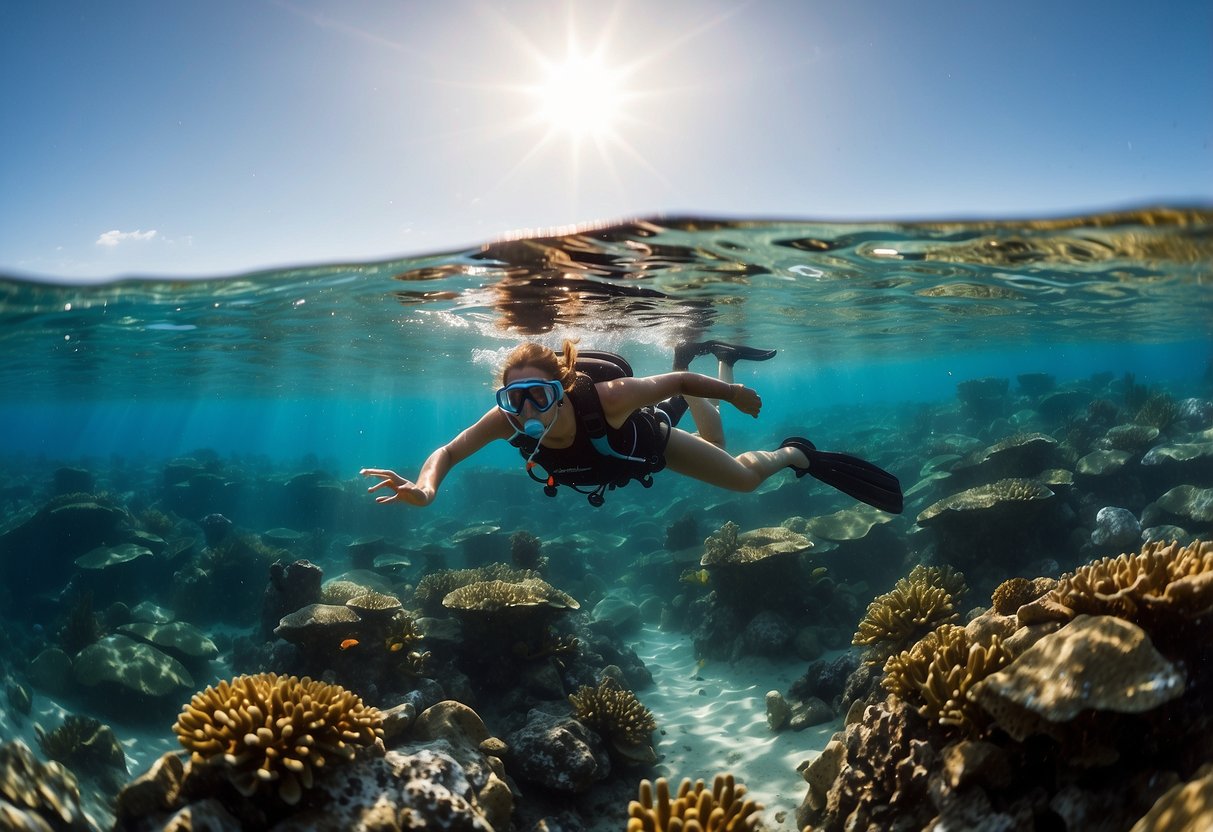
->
[731,385,762,417]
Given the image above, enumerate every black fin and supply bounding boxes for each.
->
[780,437,903,514]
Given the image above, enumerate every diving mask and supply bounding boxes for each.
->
[495,378,564,415]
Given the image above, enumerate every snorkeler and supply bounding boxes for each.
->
[360,340,902,512]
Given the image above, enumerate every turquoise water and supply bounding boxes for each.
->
[3,209,1209,469]
[2,206,1209,573]
[1,208,1211,828]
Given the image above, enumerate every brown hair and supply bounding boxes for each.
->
[500,340,579,390]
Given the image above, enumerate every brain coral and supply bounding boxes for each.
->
[1017,538,1213,630]
[628,774,762,832]
[853,565,968,662]
[882,623,1014,736]
[172,673,382,805]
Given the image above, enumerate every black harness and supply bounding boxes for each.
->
[509,371,670,507]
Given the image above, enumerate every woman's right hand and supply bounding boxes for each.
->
[359,468,433,507]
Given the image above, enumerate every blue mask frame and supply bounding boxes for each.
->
[495,378,564,415]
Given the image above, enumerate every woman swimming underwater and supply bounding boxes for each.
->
[360,340,902,512]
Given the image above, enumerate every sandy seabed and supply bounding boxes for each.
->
[629,626,838,832]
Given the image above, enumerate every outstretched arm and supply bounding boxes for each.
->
[598,372,762,424]
[360,407,513,507]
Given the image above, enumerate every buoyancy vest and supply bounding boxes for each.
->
[508,351,671,506]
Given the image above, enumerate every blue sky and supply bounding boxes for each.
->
[2,0,1209,281]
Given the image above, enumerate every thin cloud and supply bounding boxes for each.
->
[96,229,157,247]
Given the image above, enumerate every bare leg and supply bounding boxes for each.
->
[663,428,807,492]
[674,358,734,449]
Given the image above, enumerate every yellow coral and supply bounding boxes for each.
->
[853,564,968,662]
[1018,539,1213,627]
[627,774,762,832]
[990,576,1056,615]
[172,673,382,805]
[569,678,656,748]
[413,564,538,613]
[442,577,579,612]
[882,624,1014,736]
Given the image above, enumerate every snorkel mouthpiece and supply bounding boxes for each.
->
[523,418,546,438]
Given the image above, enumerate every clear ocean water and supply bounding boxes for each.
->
[2,207,1210,549]
[4,208,1209,469]
[1,207,1211,829]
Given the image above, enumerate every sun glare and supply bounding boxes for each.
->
[533,53,626,139]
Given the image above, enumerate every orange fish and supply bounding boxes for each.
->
[388,641,405,652]
[339,638,360,650]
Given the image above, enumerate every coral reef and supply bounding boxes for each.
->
[628,774,763,832]
[852,564,967,663]
[172,673,383,805]
[916,478,1062,580]
[918,478,1055,525]
[443,577,579,612]
[694,521,817,638]
[119,701,507,831]
[701,520,741,564]
[1017,538,1213,633]
[970,615,1185,742]
[807,534,1213,832]
[797,697,937,832]
[989,576,1056,615]
[413,563,538,615]
[700,522,813,567]
[882,624,1015,736]
[569,677,657,761]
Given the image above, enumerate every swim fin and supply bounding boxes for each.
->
[780,437,904,514]
[674,340,777,369]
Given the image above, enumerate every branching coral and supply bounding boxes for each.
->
[569,677,657,749]
[172,673,382,805]
[1017,539,1213,629]
[628,774,762,832]
[882,624,1014,736]
[702,521,740,564]
[853,565,968,663]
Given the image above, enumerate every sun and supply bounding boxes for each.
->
[530,51,628,141]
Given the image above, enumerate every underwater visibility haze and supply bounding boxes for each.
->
[0,208,1212,831]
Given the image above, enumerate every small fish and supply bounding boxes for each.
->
[811,567,828,579]
[339,638,360,650]
[680,568,711,586]
[387,640,405,652]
